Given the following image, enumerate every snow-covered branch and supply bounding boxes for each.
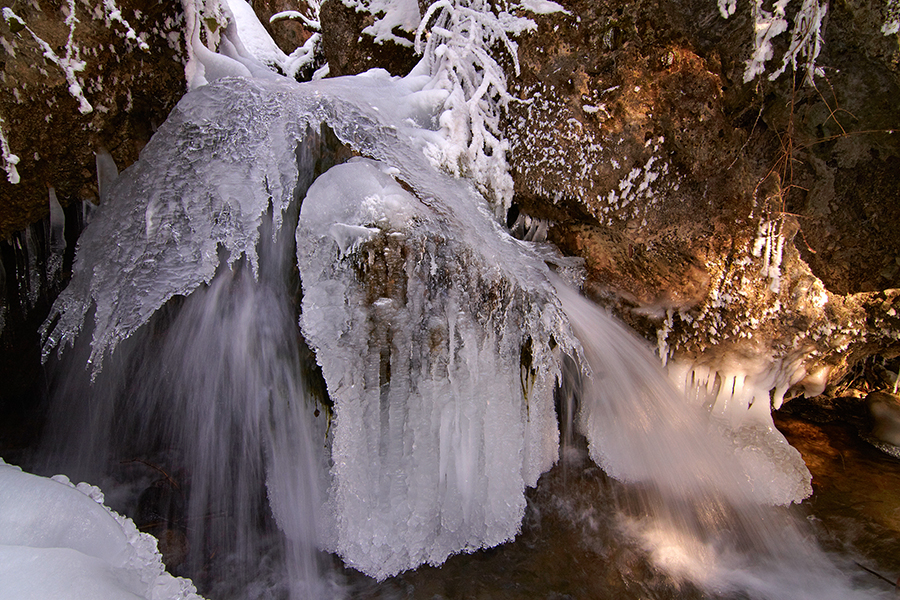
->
[414,0,537,214]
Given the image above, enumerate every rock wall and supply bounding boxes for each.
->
[500,0,900,397]
[0,0,186,236]
[0,0,187,454]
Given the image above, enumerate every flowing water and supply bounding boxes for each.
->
[27,24,892,600]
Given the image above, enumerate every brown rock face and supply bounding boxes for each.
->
[319,0,419,77]
[499,0,900,391]
[251,0,320,55]
[0,0,187,239]
[0,1,189,458]
[505,0,759,314]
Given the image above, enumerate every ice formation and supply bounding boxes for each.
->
[0,460,201,600]
[297,157,574,577]
[414,0,536,212]
[885,0,900,35]
[40,24,578,579]
[668,359,814,506]
[555,280,812,507]
[224,0,322,79]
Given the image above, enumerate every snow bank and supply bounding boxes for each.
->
[0,460,201,600]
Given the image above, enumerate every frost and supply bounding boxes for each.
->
[719,0,826,85]
[102,0,150,51]
[0,115,20,184]
[2,1,150,117]
[414,0,536,214]
[752,218,785,293]
[718,0,737,18]
[763,0,826,84]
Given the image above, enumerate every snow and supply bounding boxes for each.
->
[0,460,202,600]
[224,0,322,79]
[352,0,421,47]
[517,0,570,16]
[101,0,150,51]
[413,0,536,213]
[0,115,20,184]
[7,1,94,114]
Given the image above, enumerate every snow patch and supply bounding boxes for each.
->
[0,460,202,600]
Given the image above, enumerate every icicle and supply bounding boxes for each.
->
[297,157,574,579]
[94,149,118,205]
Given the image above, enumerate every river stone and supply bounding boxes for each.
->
[865,391,900,456]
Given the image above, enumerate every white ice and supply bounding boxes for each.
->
[297,156,575,579]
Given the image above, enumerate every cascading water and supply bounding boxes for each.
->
[26,3,889,599]
[554,280,880,599]
[39,193,329,598]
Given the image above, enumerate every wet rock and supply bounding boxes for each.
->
[136,478,189,569]
[866,390,900,452]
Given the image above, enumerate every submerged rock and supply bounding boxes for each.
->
[865,390,900,457]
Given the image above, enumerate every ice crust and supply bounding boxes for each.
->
[41,70,440,371]
[42,68,577,579]
[297,158,572,578]
[0,460,202,600]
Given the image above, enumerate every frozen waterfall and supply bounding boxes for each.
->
[29,8,886,600]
